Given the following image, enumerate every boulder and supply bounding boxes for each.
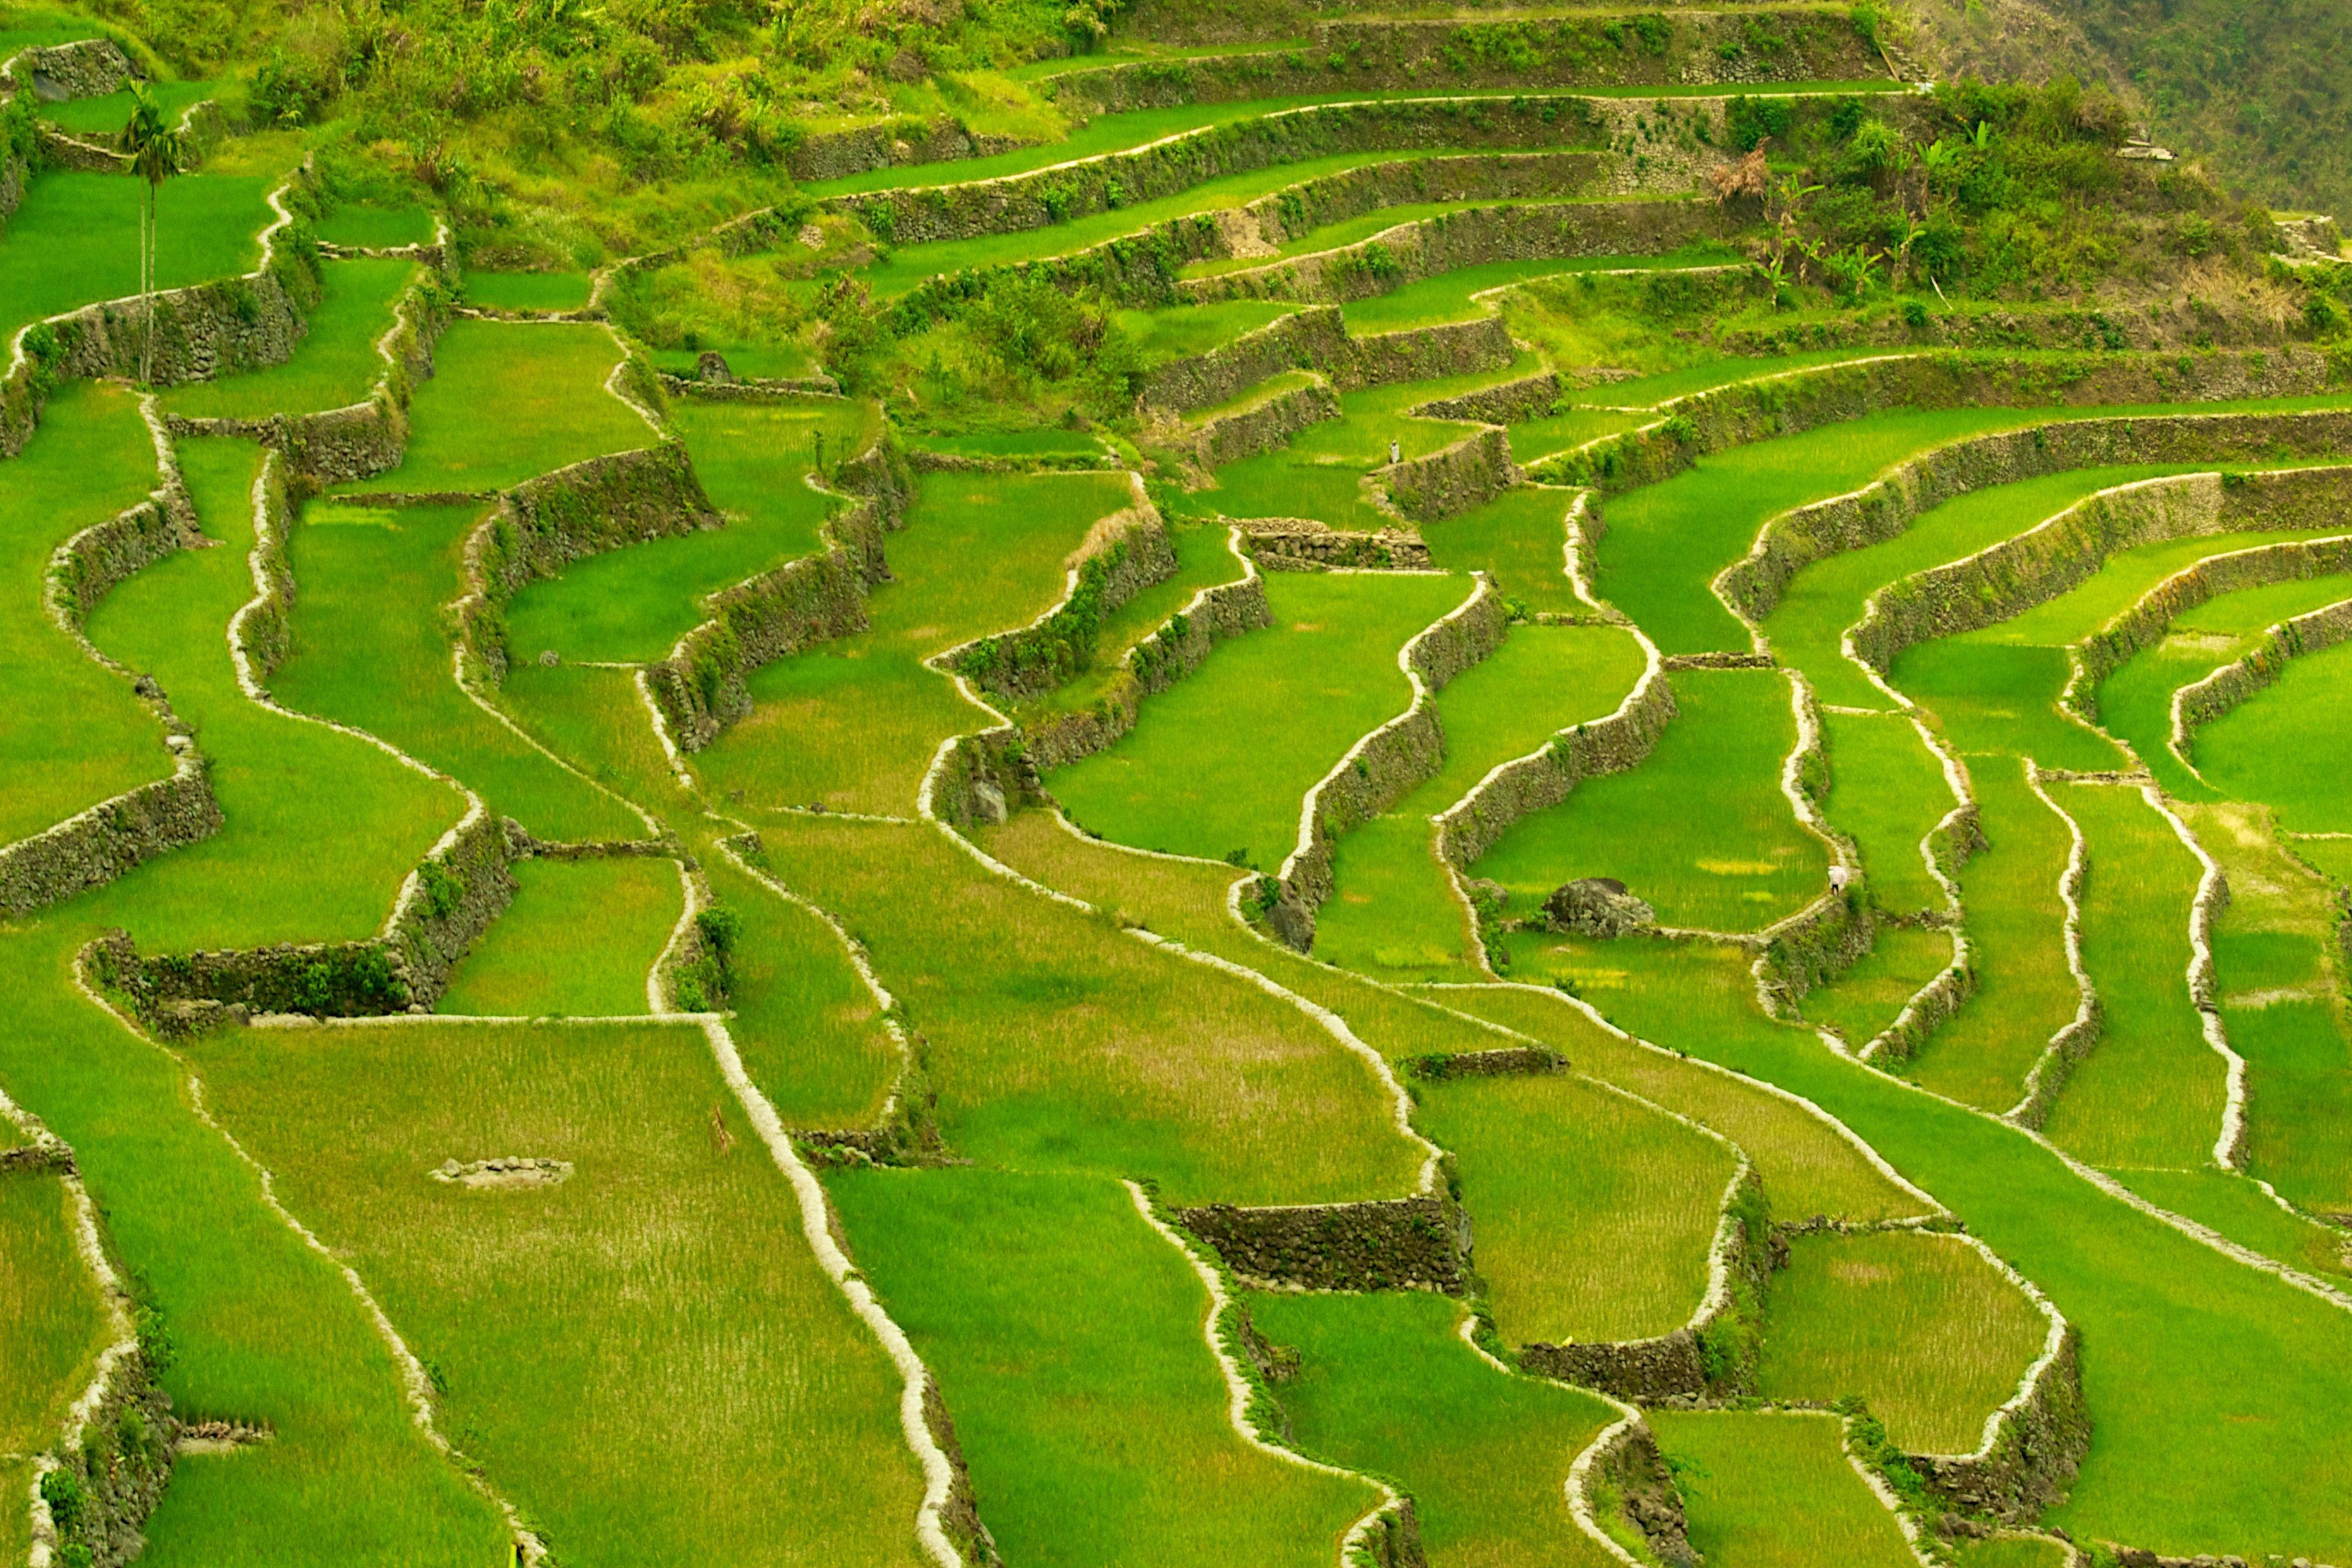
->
[1543,876,1655,936]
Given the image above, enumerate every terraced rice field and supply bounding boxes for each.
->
[10,12,2352,1567]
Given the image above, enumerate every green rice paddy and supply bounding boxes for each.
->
[163,258,417,419]
[0,169,278,341]
[2193,635,2352,833]
[1647,1409,1920,1567]
[436,855,682,1017]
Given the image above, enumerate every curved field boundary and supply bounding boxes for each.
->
[1381,422,1519,522]
[1855,716,1978,1064]
[1531,346,2341,496]
[2171,596,2352,770]
[1722,413,2352,637]
[1179,197,1719,306]
[1745,671,1868,1008]
[1995,767,2097,1132]
[2145,788,2248,1169]
[1192,373,1340,465]
[3,395,221,914]
[1271,572,1508,950]
[1144,308,1514,424]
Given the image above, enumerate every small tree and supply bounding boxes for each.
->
[116,84,188,386]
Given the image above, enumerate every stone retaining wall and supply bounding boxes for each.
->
[1140,307,1350,415]
[1179,1195,1467,1292]
[46,470,200,628]
[1865,942,1975,1064]
[0,755,221,916]
[1436,658,1675,868]
[2,37,137,97]
[1583,1417,1697,1568]
[34,1342,177,1568]
[381,809,520,1004]
[1406,1045,1565,1079]
[1850,462,2352,679]
[1242,522,1435,571]
[783,114,1034,185]
[1412,368,1561,425]
[1383,424,1517,522]
[1538,347,2339,496]
[1756,891,1874,1014]
[1724,412,2352,627]
[2175,597,2352,755]
[1182,198,1718,307]
[948,505,1179,701]
[1051,9,1880,112]
[1197,376,1340,466]
[647,434,914,750]
[1338,315,1518,391]
[1911,1327,2090,1524]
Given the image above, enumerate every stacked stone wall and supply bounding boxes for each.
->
[1021,570,1275,770]
[1179,1196,1467,1292]
[1911,1328,2090,1524]
[0,756,221,916]
[1436,662,1675,867]
[2175,597,2352,751]
[1384,425,1518,521]
[1197,377,1340,466]
[947,506,1179,701]
[1139,307,1350,415]
[1243,524,1433,571]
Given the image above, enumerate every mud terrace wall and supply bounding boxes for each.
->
[1726,413,2352,625]
[1536,347,2343,496]
[1519,1165,1773,1401]
[1178,1196,1468,1292]
[1385,425,1518,522]
[648,434,914,749]
[2176,597,2352,750]
[1913,1328,2090,1524]
[1182,199,1720,307]
[1050,9,1882,113]
[0,755,221,916]
[1021,568,1275,770]
[1436,661,1675,869]
[1851,462,2352,678]
[1196,377,1340,467]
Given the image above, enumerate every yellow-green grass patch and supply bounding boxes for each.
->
[438,856,682,1017]
[1755,1229,2047,1454]
[80,441,462,948]
[181,1016,931,1567]
[1341,245,1739,334]
[1647,1409,1920,1568]
[1316,622,1647,982]
[1418,484,1590,614]
[0,1172,111,1458]
[1817,709,1956,916]
[500,661,683,815]
[40,79,214,133]
[1115,298,1300,366]
[1474,667,1828,932]
[1051,568,1469,869]
[269,501,642,841]
[338,321,651,496]
[749,815,1423,1204]
[828,1166,1376,1568]
[696,469,1132,818]
[2040,783,2226,1170]
[462,270,592,312]
[310,204,435,248]
[1419,1068,1732,1344]
[1903,757,2077,1113]
[0,381,177,843]
[161,259,417,419]
[1245,1289,1620,1567]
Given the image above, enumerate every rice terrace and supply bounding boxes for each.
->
[4,0,2352,1560]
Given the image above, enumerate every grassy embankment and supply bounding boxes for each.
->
[162,257,418,419]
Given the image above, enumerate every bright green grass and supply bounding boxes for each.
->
[162,258,414,419]
[437,856,680,1017]
[1474,667,1827,931]
[695,469,1131,817]
[828,1167,1376,1568]
[463,271,592,311]
[267,501,642,842]
[78,441,463,948]
[40,79,212,134]
[340,321,651,496]
[312,204,436,248]
[2114,1165,2352,1282]
[756,815,1421,1204]
[1505,405,1644,465]
[908,427,1103,460]
[0,13,112,54]
[0,380,176,843]
[1418,484,1590,613]
[974,813,1928,1223]
[1477,934,2352,1558]
[1578,346,1922,411]
[1019,519,1245,717]
[0,169,275,341]
[1952,1535,2073,1568]
[2040,783,2227,1169]
[1339,243,1741,333]
[1419,1069,1732,1344]
[1115,298,1299,365]
[1648,1410,1919,1567]
[1818,710,1954,914]
[705,852,900,1129]
[1598,405,2042,651]
[859,149,1447,297]
[2294,835,2352,886]
[1802,923,1957,1053]
[2196,636,2352,833]
[1315,623,1646,981]
[1755,1229,2047,1454]
[1051,569,1469,868]
[1767,464,2214,710]
[2184,800,2352,1211]
[0,929,511,1565]
[648,341,819,380]
[501,662,683,813]
[1244,1290,1619,1567]
[1184,197,1500,276]
[502,398,871,663]
[2096,573,2352,799]
[1892,641,2125,772]
[1976,527,2328,649]
[1904,757,2076,1113]
[182,1017,930,1567]
[0,1172,110,1458]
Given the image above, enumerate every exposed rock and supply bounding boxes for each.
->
[431,1156,573,1190]
[1544,877,1657,937]
[696,350,735,383]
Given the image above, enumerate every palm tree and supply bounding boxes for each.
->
[116,85,187,386]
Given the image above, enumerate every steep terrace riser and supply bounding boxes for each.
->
[2176,599,2352,750]
[1180,199,1720,306]
[1199,379,1341,467]
[783,115,1036,187]
[1141,310,1512,418]
[1021,573,1275,771]
[1724,412,2352,624]
[1239,152,1608,253]
[834,95,1610,247]
[0,757,220,916]
[2,37,136,97]
[1180,1197,1467,1292]
[1538,348,2341,494]
[1335,315,1517,391]
[950,508,1180,701]
[1412,369,1560,425]
[1383,425,1518,522]
[1913,1329,2090,1524]
[1436,668,1676,868]
[1851,467,2352,677]
[1051,11,1883,113]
